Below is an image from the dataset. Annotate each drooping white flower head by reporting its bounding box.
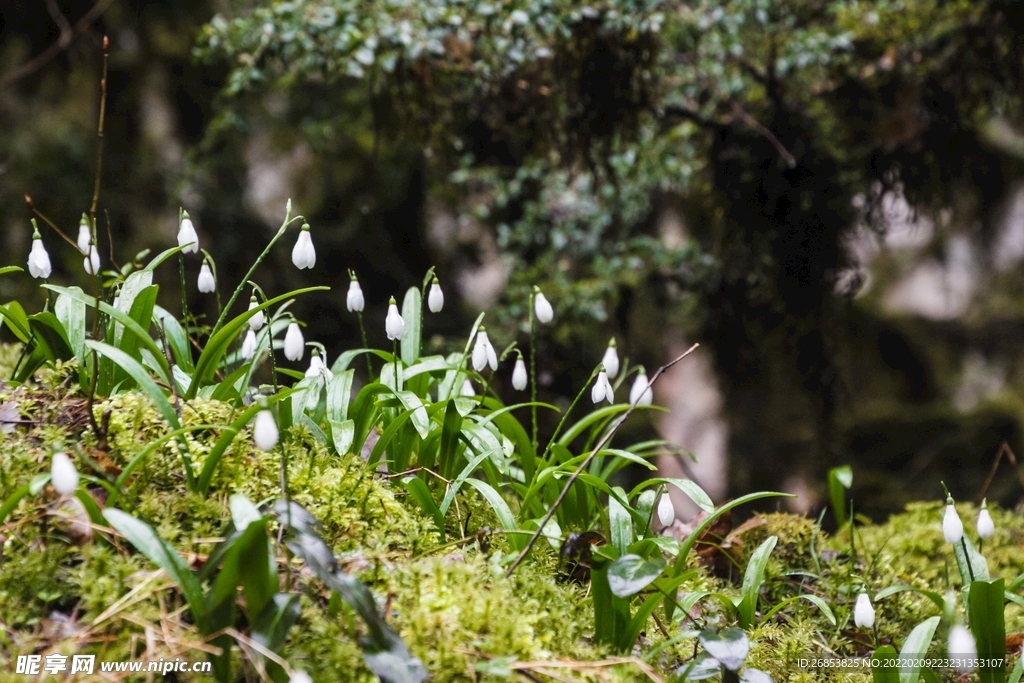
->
[51,452,79,496]
[977,499,994,539]
[241,329,257,360]
[512,357,528,391]
[178,210,199,254]
[197,262,216,293]
[386,296,404,341]
[28,222,51,279]
[289,671,313,683]
[83,243,100,276]
[284,322,305,362]
[590,368,614,404]
[630,370,653,407]
[602,338,620,379]
[77,214,92,255]
[472,327,498,372]
[291,222,316,270]
[533,287,553,324]
[304,352,333,382]
[461,378,475,397]
[347,275,365,312]
[854,592,875,628]
[428,278,444,313]
[657,492,675,527]
[248,295,265,330]
[253,409,279,451]
[948,625,977,673]
[943,497,964,544]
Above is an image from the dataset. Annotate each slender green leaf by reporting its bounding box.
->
[462,479,521,549]
[968,579,1006,683]
[401,286,422,366]
[608,486,634,555]
[872,645,901,683]
[739,536,778,628]
[402,476,445,540]
[898,616,941,683]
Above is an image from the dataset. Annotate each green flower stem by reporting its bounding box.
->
[959,535,976,584]
[210,202,302,341]
[358,311,372,378]
[529,290,537,452]
[393,339,400,392]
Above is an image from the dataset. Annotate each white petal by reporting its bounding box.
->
[306,354,324,378]
[178,218,199,254]
[657,493,674,527]
[512,359,528,390]
[347,281,365,312]
[284,323,305,361]
[602,374,614,404]
[197,264,216,293]
[241,329,257,360]
[943,504,964,544]
[948,625,976,672]
[854,593,875,628]
[472,342,487,372]
[290,672,313,683]
[77,225,92,255]
[51,452,79,495]
[386,303,405,340]
[591,372,607,403]
[630,374,652,406]
[602,345,619,379]
[486,342,498,371]
[29,240,51,279]
[292,230,316,269]
[253,410,279,451]
[977,509,994,539]
[84,245,100,275]
[248,301,265,330]
[534,292,553,323]
[461,378,475,396]
[428,283,444,312]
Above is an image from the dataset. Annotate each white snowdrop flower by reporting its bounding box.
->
[461,378,475,397]
[533,287,553,323]
[630,370,653,406]
[241,329,257,360]
[948,625,976,673]
[253,409,279,452]
[591,369,613,404]
[27,223,51,279]
[177,211,199,254]
[197,263,216,293]
[291,222,316,270]
[657,493,675,527]
[290,671,313,683]
[305,354,324,378]
[512,357,528,391]
[977,500,994,539]
[248,296,265,330]
[511,9,529,24]
[472,327,498,372]
[83,243,100,275]
[854,592,875,628]
[284,322,305,362]
[386,296,404,340]
[51,452,79,496]
[428,278,444,313]
[943,498,964,544]
[602,338,620,379]
[77,214,91,255]
[347,277,365,312]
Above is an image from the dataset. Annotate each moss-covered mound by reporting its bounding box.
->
[2,385,1023,682]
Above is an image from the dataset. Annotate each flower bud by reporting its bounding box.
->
[533,288,553,324]
[284,322,305,362]
[51,452,79,496]
[472,328,498,372]
[386,297,404,340]
[943,497,964,544]
[854,592,875,628]
[290,671,313,683]
[77,214,92,255]
[657,493,675,527]
[28,222,51,279]
[347,277,365,312]
[178,211,199,254]
[197,263,215,293]
[591,369,613,404]
[630,370,653,407]
[248,296,265,330]
[428,278,444,313]
[461,378,475,397]
[291,223,316,270]
[253,409,279,451]
[977,499,994,539]
[602,338,620,379]
[948,625,976,673]
[512,357,528,391]
[83,243,100,275]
